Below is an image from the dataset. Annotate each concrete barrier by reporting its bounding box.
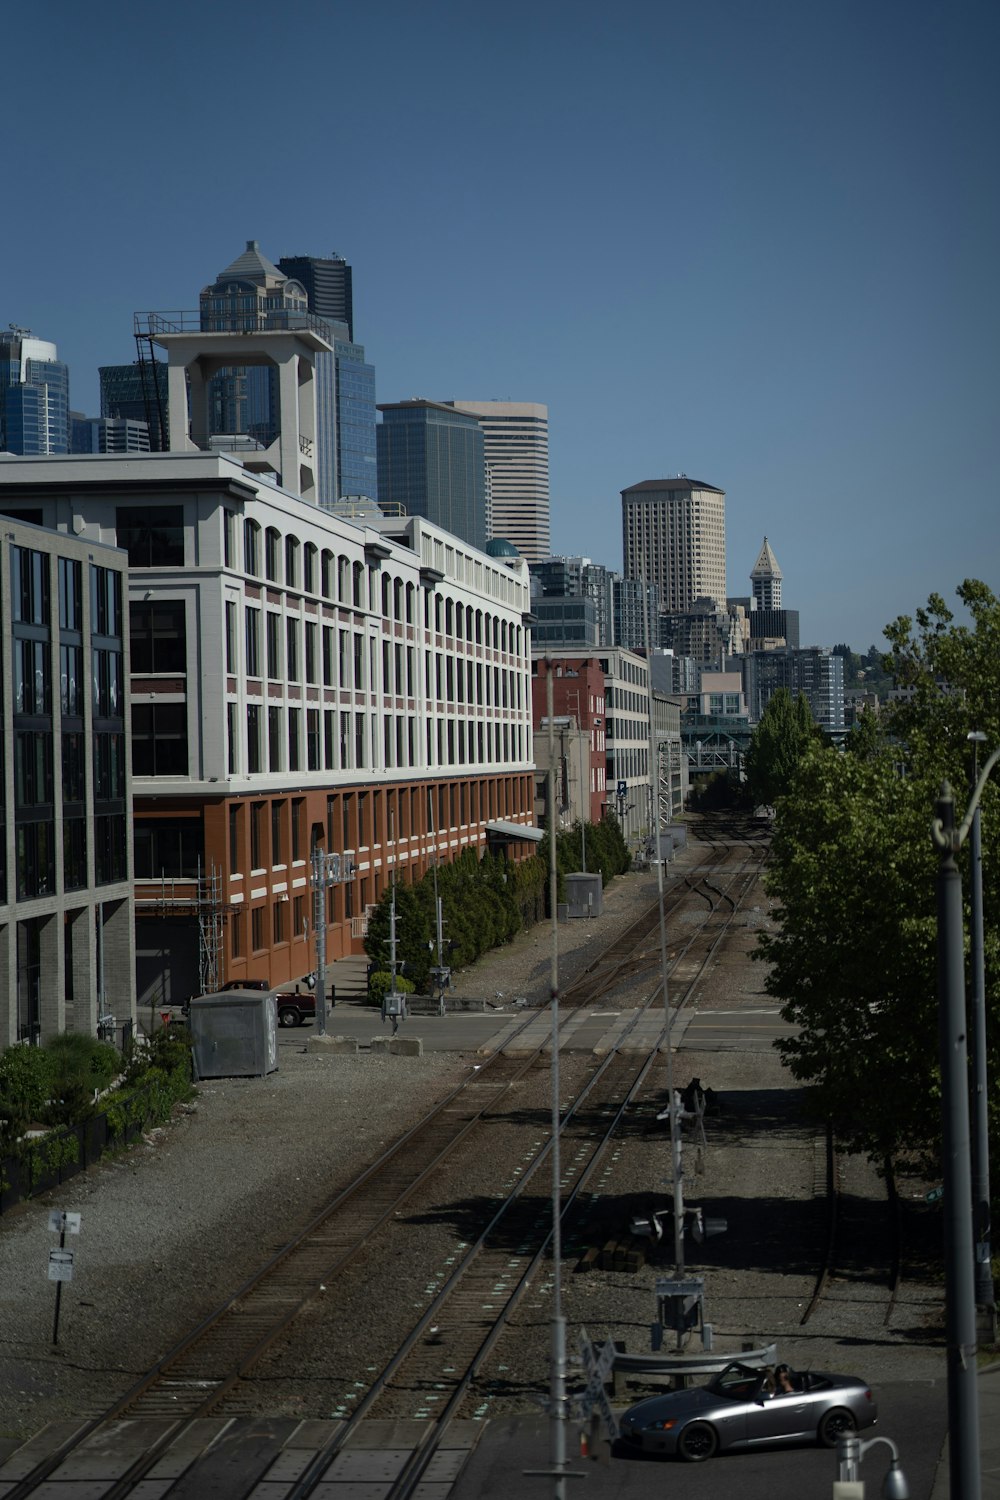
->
[306,1034,358,1056]
[370,1034,424,1056]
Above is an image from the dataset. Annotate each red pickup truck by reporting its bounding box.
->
[188,982,316,1028]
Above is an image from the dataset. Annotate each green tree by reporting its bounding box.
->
[364,879,433,990]
[758,580,1000,1180]
[745,688,814,807]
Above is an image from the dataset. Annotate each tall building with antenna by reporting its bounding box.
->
[621,476,726,612]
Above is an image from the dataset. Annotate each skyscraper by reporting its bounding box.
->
[100,360,169,450]
[445,401,549,562]
[621,477,726,613]
[278,251,377,502]
[750,536,782,609]
[0,328,70,454]
[377,400,487,549]
[278,253,353,340]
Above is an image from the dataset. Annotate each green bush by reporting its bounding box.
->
[43,1034,123,1126]
[366,971,415,1008]
[0,1046,54,1152]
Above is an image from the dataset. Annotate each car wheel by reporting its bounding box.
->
[677,1421,718,1462]
[818,1408,857,1448]
[278,1008,299,1028]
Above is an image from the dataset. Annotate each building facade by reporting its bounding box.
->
[621,477,726,614]
[278,253,354,340]
[530,656,607,828]
[0,514,135,1045]
[101,360,169,451]
[744,645,846,734]
[1,329,70,456]
[377,401,488,551]
[750,536,782,610]
[446,401,550,563]
[0,453,535,1009]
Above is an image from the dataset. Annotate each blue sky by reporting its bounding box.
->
[4,0,996,651]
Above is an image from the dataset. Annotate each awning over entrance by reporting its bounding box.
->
[485,820,545,843]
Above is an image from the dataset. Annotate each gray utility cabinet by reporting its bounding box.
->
[188,990,279,1080]
[565,872,603,919]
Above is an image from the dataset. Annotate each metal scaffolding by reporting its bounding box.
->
[197,864,225,997]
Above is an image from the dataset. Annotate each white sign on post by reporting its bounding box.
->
[48,1249,74,1282]
[48,1210,81,1235]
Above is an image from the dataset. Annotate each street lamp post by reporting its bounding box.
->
[931,753,1000,1500]
[967,731,995,1338]
[834,1433,910,1497]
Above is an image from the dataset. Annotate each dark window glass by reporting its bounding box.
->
[268,706,282,770]
[17,821,55,899]
[271,800,284,864]
[95,813,127,885]
[14,640,51,716]
[63,818,88,890]
[60,644,83,715]
[247,704,261,773]
[58,557,82,630]
[11,546,50,624]
[115,506,184,567]
[14,732,53,806]
[250,801,266,869]
[245,608,260,677]
[131,703,188,776]
[128,601,186,673]
[62,732,86,802]
[132,817,204,879]
[93,731,126,800]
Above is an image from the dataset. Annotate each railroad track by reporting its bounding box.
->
[4,817,767,1500]
[800,1123,901,1329]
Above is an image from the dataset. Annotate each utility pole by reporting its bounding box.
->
[546,660,568,1498]
[967,731,995,1339]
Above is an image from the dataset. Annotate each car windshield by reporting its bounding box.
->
[706,1363,764,1401]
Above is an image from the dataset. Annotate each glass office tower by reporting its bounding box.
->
[377,400,487,550]
[0,330,70,454]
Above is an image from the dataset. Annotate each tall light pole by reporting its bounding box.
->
[932,749,999,1500]
[967,731,995,1338]
[545,660,568,1498]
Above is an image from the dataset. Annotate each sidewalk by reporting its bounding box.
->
[930,1362,1000,1498]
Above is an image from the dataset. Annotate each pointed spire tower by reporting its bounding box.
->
[750,537,782,610]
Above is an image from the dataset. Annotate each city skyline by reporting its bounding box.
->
[2,0,996,652]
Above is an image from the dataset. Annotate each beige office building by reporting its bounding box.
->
[447,401,550,563]
[621,477,727,613]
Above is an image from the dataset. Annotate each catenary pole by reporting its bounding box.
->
[545,660,568,1500]
[967,732,995,1336]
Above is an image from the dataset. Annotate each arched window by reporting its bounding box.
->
[244,520,260,577]
[321,549,334,599]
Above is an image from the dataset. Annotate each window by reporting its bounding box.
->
[58,557,81,630]
[14,732,53,806]
[11,546,50,624]
[227,702,238,775]
[245,607,261,677]
[62,731,85,802]
[322,626,333,686]
[271,800,285,865]
[265,527,280,582]
[304,543,317,593]
[250,801,266,870]
[93,731,126,800]
[268,705,282,770]
[273,900,286,944]
[244,519,260,576]
[229,803,241,871]
[92,564,123,640]
[131,703,188,776]
[291,798,304,861]
[307,709,320,770]
[129,601,186,673]
[224,509,235,568]
[116,506,184,567]
[247,703,262,773]
[286,618,299,680]
[251,907,265,951]
[63,818,87,891]
[285,535,299,588]
[60,644,83,716]
[93,649,123,717]
[16,821,55,899]
[132,817,204,878]
[231,910,244,958]
[305,622,317,683]
[266,613,281,679]
[95,813,127,885]
[225,601,237,672]
[321,549,333,598]
[288,708,301,771]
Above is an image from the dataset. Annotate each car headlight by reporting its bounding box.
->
[645,1419,677,1431]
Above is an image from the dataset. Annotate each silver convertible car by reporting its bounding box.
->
[618,1360,877,1463]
